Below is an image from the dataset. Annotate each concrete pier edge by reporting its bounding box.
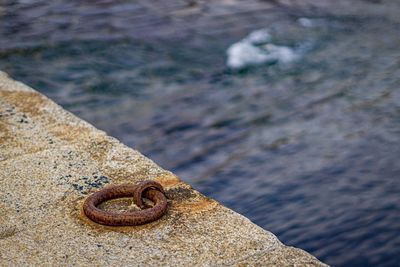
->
[0,71,327,266]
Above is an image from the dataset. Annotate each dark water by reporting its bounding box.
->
[1,1,400,266]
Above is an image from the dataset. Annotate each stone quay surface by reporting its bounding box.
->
[0,71,327,266]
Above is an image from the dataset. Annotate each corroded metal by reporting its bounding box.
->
[83,180,168,226]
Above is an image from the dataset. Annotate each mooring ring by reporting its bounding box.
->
[83,181,168,226]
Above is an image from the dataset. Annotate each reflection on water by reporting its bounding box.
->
[1,1,400,266]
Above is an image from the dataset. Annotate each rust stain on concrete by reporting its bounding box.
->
[0,91,48,117]
[48,123,94,143]
[154,173,181,187]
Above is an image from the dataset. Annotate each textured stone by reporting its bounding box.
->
[0,71,327,266]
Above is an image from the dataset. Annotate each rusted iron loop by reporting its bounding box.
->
[83,180,168,226]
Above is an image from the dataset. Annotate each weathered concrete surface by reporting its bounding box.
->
[0,71,326,266]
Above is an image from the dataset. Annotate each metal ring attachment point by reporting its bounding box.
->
[83,180,168,226]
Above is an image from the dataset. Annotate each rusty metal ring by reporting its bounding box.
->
[83,181,168,226]
[133,180,166,209]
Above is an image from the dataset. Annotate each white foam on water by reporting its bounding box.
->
[263,44,299,64]
[298,17,315,28]
[226,28,300,70]
[244,28,271,45]
[298,17,328,28]
[226,41,272,69]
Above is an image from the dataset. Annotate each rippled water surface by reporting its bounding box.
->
[1,1,400,266]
